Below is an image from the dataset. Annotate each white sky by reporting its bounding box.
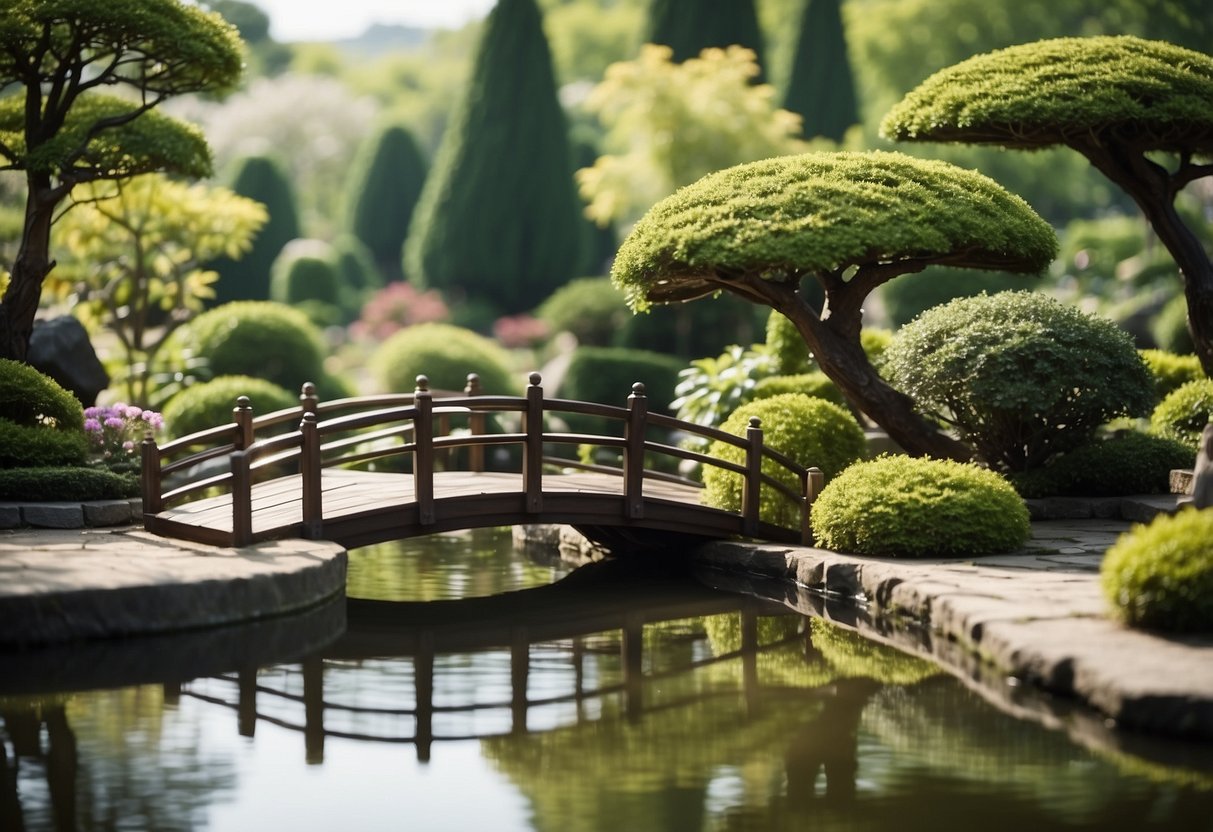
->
[249,0,497,42]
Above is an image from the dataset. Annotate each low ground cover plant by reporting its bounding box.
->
[1101,508,1213,633]
[810,455,1030,557]
[702,394,866,529]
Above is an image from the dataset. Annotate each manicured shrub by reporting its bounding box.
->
[161,301,328,395]
[161,375,298,440]
[751,372,847,409]
[703,394,866,529]
[884,291,1154,472]
[810,455,1030,557]
[880,266,1033,328]
[1140,349,1205,400]
[0,466,137,501]
[560,347,685,412]
[1010,431,1195,498]
[371,322,519,395]
[269,239,341,307]
[0,357,83,430]
[1149,379,1213,451]
[614,295,767,359]
[0,420,87,468]
[1101,508,1213,633]
[765,311,812,375]
[537,276,629,348]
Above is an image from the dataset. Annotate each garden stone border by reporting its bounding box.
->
[0,498,143,530]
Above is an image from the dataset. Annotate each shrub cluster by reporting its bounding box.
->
[810,455,1030,557]
[1139,349,1205,400]
[0,358,86,468]
[884,291,1154,472]
[1150,378,1213,451]
[537,276,629,348]
[1009,431,1195,498]
[162,376,299,440]
[560,347,684,412]
[0,466,138,501]
[1101,508,1213,633]
[764,311,812,375]
[371,322,519,395]
[751,372,847,409]
[702,394,866,529]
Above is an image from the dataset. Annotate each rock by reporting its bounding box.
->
[1193,422,1213,509]
[28,316,109,406]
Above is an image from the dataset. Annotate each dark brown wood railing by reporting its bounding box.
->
[141,372,825,547]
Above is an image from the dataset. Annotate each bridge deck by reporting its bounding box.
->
[145,468,791,550]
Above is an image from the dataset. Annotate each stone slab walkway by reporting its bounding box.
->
[693,513,1213,743]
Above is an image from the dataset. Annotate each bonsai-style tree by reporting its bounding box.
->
[881,35,1213,374]
[0,0,243,361]
[612,150,1057,461]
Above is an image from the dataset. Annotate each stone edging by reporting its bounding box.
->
[0,497,143,530]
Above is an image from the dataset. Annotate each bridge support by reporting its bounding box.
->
[523,373,544,513]
[624,383,647,519]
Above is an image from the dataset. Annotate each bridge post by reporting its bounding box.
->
[624,382,647,519]
[233,395,254,450]
[465,373,485,473]
[803,467,824,545]
[299,382,318,416]
[231,450,253,547]
[301,412,323,539]
[414,376,436,525]
[523,372,543,513]
[140,429,162,515]
[742,417,763,536]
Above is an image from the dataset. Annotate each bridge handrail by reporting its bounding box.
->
[142,371,824,546]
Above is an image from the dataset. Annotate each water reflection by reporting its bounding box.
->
[2,530,1211,831]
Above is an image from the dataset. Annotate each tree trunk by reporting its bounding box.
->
[782,301,973,461]
[0,178,58,362]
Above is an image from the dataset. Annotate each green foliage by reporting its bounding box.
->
[269,240,341,307]
[703,394,866,529]
[161,301,328,396]
[0,466,137,501]
[1010,432,1195,499]
[752,372,846,409]
[644,0,766,77]
[611,151,1057,312]
[1152,293,1196,354]
[614,294,767,359]
[331,233,384,315]
[577,44,805,230]
[1102,508,1213,633]
[560,347,685,411]
[884,292,1155,472]
[1150,379,1213,451]
[0,357,83,430]
[765,311,811,375]
[811,455,1030,557]
[671,345,777,429]
[343,123,427,280]
[537,276,630,347]
[371,323,519,395]
[860,327,893,371]
[783,0,857,141]
[1140,349,1206,400]
[880,36,1213,152]
[403,0,583,315]
[0,420,87,468]
[880,267,1036,328]
[210,154,302,305]
[161,375,297,440]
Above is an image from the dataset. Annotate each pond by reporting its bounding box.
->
[2,529,1211,831]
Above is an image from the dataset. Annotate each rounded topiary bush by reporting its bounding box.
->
[371,322,518,395]
[162,376,298,440]
[0,466,137,501]
[0,357,83,431]
[765,311,812,375]
[703,394,866,529]
[751,372,847,409]
[0,419,87,468]
[560,347,684,411]
[537,276,629,348]
[1010,431,1195,499]
[1139,349,1205,400]
[1101,508,1213,633]
[811,455,1030,557]
[1150,378,1213,451]
[269,240,341,307]
[163,301,328,395]
[884,291,1154,472]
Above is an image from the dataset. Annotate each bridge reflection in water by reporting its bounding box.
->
[176,560,807,764]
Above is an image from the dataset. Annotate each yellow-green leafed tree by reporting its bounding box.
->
[577,44,807,232]
[50,175,266,405]
[0,0,243,362]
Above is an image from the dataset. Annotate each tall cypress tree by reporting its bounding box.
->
[210,154,301,305]
[343,124,427,283]
[644,0,766,80]
[783,0,859,141]
[402,0,583,315]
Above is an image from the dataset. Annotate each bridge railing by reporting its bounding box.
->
[141,371,823,546]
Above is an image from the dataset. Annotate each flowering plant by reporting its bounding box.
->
[83,404,164,464]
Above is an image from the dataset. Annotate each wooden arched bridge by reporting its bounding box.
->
[140,373,823,551]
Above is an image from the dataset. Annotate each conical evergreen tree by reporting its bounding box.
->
[644,0,766,80]
[783,0,858,141]
[343,124,427,282]
[210,154,301,305]
[402,0,583,315]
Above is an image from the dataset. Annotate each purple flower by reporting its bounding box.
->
[84,418,102,433]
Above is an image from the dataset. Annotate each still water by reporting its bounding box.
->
[2,529,1211,831]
